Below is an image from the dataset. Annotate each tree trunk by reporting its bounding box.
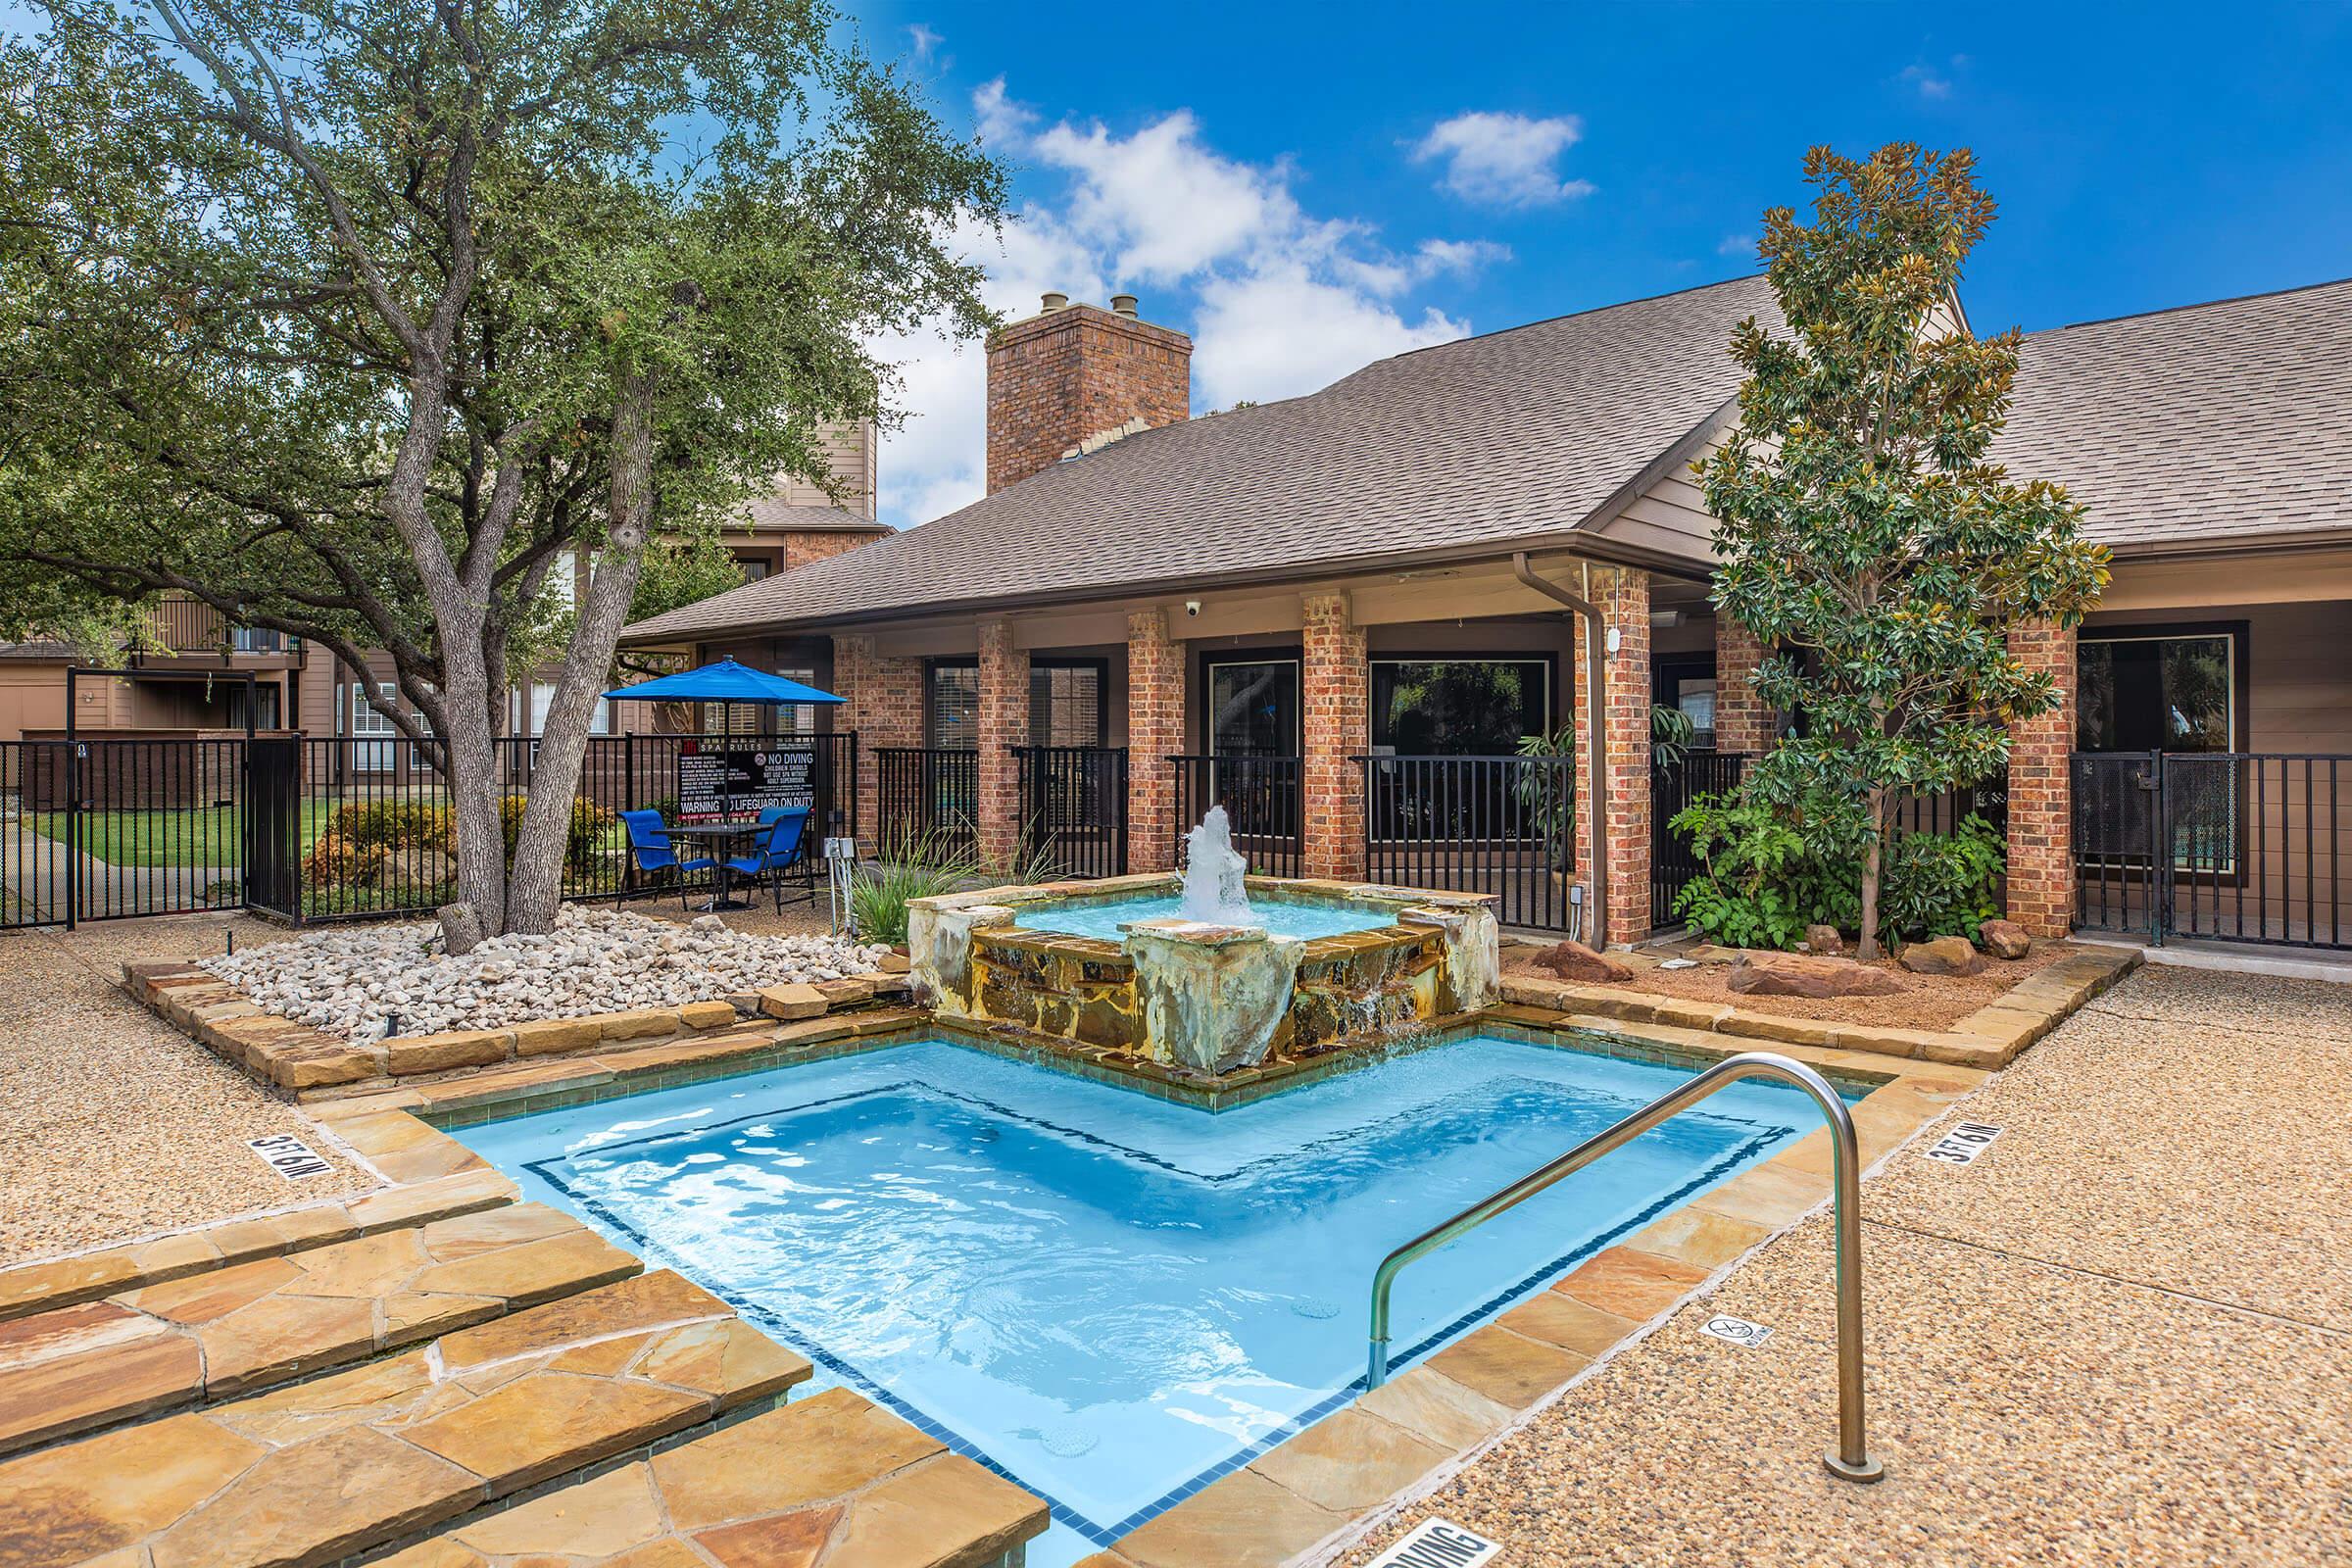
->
[503,361,660,934]
[1857,784,1886,961]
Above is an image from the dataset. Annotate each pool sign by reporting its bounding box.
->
[1920,1120,2006,1167]
[247,1133,330,1181]
[1701,1313,1774,1348]
[1368,1519,1500,1568]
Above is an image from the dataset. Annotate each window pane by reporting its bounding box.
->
[1208,662,1298,756]
[2077,635,2231,753]
[1370,661,1547,754]
[1028,664,1102,748]
[929,664,978,750]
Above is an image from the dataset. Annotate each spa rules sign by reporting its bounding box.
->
[676,744,815,822]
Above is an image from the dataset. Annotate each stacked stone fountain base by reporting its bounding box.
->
[909,873,1498,1081]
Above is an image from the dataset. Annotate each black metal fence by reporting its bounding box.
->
[0,731,855,929]
[1016,746,1127,879]
[874,747,979,863]
[1359,754,1580,932]
[1171,754,1302,878]
[1652,749,1750,925]
[2076,751,2350,950]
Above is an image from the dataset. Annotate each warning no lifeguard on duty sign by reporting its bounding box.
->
[1367,1518,1501,1568]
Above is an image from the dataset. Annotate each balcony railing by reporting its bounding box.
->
[139,599,294,656]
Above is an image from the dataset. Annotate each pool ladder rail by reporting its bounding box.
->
[1363,1051,1886,1484]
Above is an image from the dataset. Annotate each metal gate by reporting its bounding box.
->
[2074,751,2350,951]
[1652,749,1749,925]
[1015,746,1127,879]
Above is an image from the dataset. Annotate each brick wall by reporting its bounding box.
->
[831,633,921,849]
[1713,615,1772,755]
[1301,592,1367,880]
[1572,569,1653,946]
[1126,608,1185,873]
[976,618,1029,867]
[780,529,885,571]
[2005,620,2077,937]
[986,303,1193,495]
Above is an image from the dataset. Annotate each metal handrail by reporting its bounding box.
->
[1364,1051,1886,1483]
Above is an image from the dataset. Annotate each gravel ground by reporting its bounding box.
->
[1339,963,2352,1567]
[1521,939,2072,1029]
[0,912,378,1266]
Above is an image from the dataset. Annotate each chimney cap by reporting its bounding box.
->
[1039,290,1069,313]
[1109,293,1139,318]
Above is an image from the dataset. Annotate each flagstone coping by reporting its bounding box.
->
[1098,1016,1991,1568]
[122,960,913,1099]
[1498,945,2138,1069]
[0,1269,809,1568]
[372,1386,1048,1568]
[0,1203,643,1456]
[0,1167,516,1325]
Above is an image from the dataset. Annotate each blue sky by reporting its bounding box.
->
[852,0,2352,527]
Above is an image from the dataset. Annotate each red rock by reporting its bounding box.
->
[1978,919,2032,959]
[1528,941,1634,983]
[1898,935,1986,976]
[1725,954,1903,999]
[1804,924,1844,956]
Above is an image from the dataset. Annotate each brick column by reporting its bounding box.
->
[1713,614,1772,756]
[1572,569,1653,946]
[2005,620,2077,937]
[1126,608,1185,872]
[1300,592,1367,881]
[831,634,922,852]
[977,617,1028,869]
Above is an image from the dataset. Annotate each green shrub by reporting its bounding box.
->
[1670,793,2002,951]
[498,794,616,874]
[323,799,452,854]
[850,825,978,946]
[1880,814,2006,944]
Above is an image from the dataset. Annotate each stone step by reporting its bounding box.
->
[374,1385,1049,1568]
[0,1268,809,1568]
[0,1201,636,1457]
[0,1167,515,1323]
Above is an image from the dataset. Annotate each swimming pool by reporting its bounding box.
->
[1010,892,1398,943]
[458,1034,1833,1566]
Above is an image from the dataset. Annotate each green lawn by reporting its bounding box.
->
[31,801,339,868]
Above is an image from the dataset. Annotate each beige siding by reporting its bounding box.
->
[768,419,877,518]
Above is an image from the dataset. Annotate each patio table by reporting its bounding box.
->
[664,820,769,911]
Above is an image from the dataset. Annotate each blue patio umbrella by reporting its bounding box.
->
[604,658,844,819]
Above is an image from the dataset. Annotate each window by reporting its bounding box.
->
[928,659,1105,749]
[1370,659,1551,755]
[2077,628,2241,754]
[1205,658,1299,757]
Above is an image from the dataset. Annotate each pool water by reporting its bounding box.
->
[459,1036,1831,1566]
[1012,892,1396,942]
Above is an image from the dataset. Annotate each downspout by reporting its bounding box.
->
[1513,552,1610,946]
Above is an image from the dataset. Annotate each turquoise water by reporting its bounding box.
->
[458,1036,1831,1566]
[1013,892,1395,942]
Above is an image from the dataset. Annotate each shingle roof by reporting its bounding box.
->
[1994,276,2352,550]
[623,274,1780,642]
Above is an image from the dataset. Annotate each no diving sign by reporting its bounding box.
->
[1368,1519,1500,1568]
[248,1133,331,1181]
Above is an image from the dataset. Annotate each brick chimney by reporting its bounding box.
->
[986,292,1193,494]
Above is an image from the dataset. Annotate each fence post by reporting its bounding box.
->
[2148,752,2167,946]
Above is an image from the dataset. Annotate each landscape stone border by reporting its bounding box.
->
[122,958,913,1100]
[1497,944,2138,1070]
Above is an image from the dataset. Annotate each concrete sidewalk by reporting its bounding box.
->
[1338,963,2352,1567]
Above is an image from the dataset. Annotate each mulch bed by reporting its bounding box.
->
[1502,939,2076,1031]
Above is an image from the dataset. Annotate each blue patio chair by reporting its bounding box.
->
[725,806,813,914]
[620,809,713,909]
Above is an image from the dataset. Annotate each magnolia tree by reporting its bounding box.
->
[0,0,1002,943]
[1697,144,2109,957]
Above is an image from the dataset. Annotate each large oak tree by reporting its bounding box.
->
[0,0,1002,940]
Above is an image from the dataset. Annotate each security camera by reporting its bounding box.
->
[1183,600,1201,617]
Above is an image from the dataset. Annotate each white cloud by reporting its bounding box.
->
[1902,62,1954,99]
[1412,112,1595,209]
[1717,231,1756,259]
[905,23,942,64]
[870,82,1509,527]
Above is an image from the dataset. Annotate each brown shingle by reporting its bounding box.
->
[1995,276,2352,550]
[624,275,1780,641]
